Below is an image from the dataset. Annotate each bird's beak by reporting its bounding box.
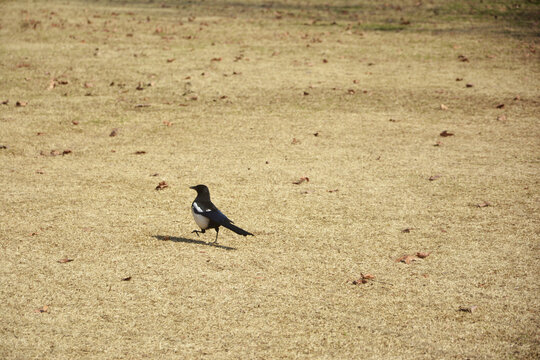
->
[189,186,195,190]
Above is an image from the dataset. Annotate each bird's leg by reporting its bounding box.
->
[192,229,205,237]
[213,227,219,244]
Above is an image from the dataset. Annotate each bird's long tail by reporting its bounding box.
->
[222,222,254,236]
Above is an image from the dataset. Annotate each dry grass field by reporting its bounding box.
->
[1,0,539,358]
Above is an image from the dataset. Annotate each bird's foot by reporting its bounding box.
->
[191,230,202,237]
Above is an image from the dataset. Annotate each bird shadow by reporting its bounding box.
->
[153,235,237,251]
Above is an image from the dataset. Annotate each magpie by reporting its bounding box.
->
[190,184,253,243]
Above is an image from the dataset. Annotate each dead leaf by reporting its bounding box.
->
[0,145,7,149]
[428,174,442,181]
[291,138,300,145]
[72,120,79,125]
[136,82,145,90]
[155,181,168,190]
[457,55,469,62]
[458,305,477,313]
[497,114,507,121]
[455,78,463,81]
[35,305,49,313]
[476,201,490,208]
[167,58,175,63]
[327,189,339,193]
[352,273,376,285]
[513,95,520,101]
[62,149,72,155]
[440,104,448,110]
[84,82,93,88]
[395,255,416,264]
[401,228,414,233]
[466,83,474,88]
[121,276,132,281]
[58,258,73,263]
[416,252,431,259]
[322,58,328,63]
[211,57,222,61]
[163,121,173,126]
[134,151,146,155]
[50,150,60,156]
[1,100,8,105]
[134,104,151,108]
[440,130,454,137]
[496,104,505,109]
[109,129,119,137]
[433,141,443,146]
[16,101,28,107]
[303,91,309,96]
[313,132,319,137]
[293,177,309,185]
[347,89,356,94]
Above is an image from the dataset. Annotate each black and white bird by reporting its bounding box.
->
[190,184,254,243]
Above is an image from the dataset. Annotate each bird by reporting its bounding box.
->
[189,184,254,243]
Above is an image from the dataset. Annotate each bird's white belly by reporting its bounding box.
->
[192,207,210,229]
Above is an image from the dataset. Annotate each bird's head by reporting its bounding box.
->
[189,184,210,198]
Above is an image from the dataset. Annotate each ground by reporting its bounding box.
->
[0,0,539,358]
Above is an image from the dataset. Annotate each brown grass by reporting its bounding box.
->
[1,0,539,358]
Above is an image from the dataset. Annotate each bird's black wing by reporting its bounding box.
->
[204,209,253,237]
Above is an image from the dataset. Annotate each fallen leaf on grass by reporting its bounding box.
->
[62,149,72,155]
[84,82,93,88]
[455,78,463,81]
[497,114,507,121]
[401,228,414,233]
[352,273,375,285]
[433,141,443,146]
[466,83,474,88]
[457,55,469,62]
[347,89,356,94]
[428,175,442,181]
[395,255,416,264]
[496,104,505,109]
[16,101,28,107]
[121,276,132,281]
[458,305,477,313]
[109,128,119,137]
[166,58,175,63]
[155,181,168,190]
[0,145,7,149]
[476,201,490,208]
[35,305,49,313]
[163,121,173,126]
[440,104,448,110]
[134,104,151,108]
[327,189,339,193]
[211,57,222,61]
[293,177,309,185]
[134,151,146,155]
[291,138,300,145]
[1,100,8,105]
[416,252,431,259]
[58,258,73,263]
[72,120,79,125]
[440,130,454,137]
